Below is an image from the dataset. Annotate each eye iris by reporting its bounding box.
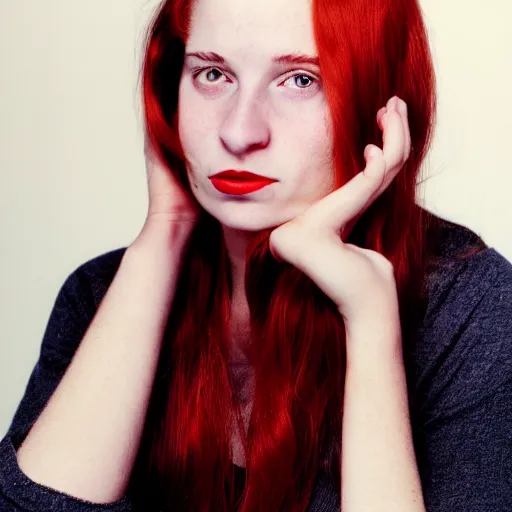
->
[296,75,312,87]
[206,69,221,82]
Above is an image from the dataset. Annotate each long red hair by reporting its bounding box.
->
[129,0,440,510]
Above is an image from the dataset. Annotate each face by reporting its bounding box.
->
[177,0,335,232]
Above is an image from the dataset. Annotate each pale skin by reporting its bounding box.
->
[149,93,426,510]
[165,0,426,506]
[270,95,426,511]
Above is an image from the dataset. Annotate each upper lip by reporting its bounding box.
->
[209,170,278,181]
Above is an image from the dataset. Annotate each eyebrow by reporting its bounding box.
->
[184,51,320,67]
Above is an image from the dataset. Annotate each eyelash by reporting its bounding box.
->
[191,66,320,90]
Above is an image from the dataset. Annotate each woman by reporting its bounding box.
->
[1,0,511,510]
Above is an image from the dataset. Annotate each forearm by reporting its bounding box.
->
[341,322,425,512]
[16,224,189,504]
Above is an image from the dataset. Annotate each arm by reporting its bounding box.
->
[265,96,421,509]
[340,250,512,512]
[0,250,131,511]
[341,319,426,512]
[12,223,189,505]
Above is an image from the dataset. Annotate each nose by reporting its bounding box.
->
[218,94,271,159]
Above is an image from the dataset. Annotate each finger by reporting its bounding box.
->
[351,97,410,217]
[293,98,406,233]
[343,98,411,231]
[300,147,386,233]
[380,97,407,173]
[309,100,403,231]
[395,98,412,161]
[342,145,384,238]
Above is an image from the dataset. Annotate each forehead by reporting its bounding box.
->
[186,0,317,58]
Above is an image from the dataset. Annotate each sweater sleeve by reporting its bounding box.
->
[0,261,134,511]
[414,249,512,511]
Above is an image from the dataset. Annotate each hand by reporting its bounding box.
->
[268,96,411,331]
[131,137,200,251]
[143,138,199,228]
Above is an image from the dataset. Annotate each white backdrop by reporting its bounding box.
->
[1,0,511,435]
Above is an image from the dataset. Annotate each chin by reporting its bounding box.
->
[200,203,284,233]
[218,215,280,233]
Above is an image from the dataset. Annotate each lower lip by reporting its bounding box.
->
[209,178,276,195]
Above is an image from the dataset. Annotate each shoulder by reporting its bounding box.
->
[412,214,512,420]
[422,213,509,326]
[3,246,130,448]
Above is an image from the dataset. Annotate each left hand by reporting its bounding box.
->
[269,96,411,332]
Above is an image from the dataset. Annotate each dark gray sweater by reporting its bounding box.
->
[1,215,511,511]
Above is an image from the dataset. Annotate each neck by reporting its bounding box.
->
[222,224,256,360]
[222,224,256,301]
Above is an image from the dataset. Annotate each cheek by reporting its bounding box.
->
[288,102,333,155]
[298,115,334,171]
[178,109,200,156]
[177,87,213,156]
[289,115,335,199]
[177,95,216,200]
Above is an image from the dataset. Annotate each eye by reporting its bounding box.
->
[282,73,318,89]
[193,67,227,85]
[191,67,319,91]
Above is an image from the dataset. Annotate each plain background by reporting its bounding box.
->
[0,0,511,436]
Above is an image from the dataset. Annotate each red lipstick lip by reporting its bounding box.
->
[209,170,277,182]
[210,179,275,195]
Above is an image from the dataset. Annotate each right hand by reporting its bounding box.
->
[136,138,200,246]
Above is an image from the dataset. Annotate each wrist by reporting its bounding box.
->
[131,219,194,254]
[132,219,194,250]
